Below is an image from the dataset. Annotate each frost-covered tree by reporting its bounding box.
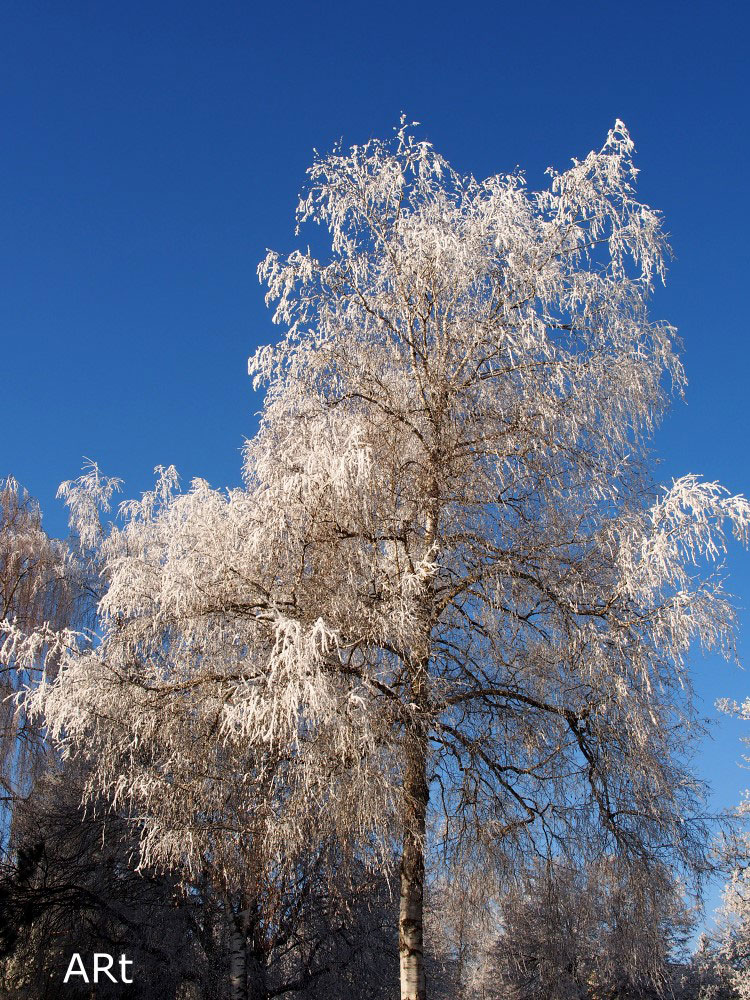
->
[246,119,750,999]
[6,121,750,1000]
[0,756,396,1000]
[482,857,694,999]
[696,790,750,1000]
[0,477,78,855]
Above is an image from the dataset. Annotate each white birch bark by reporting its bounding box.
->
[230,909,249,1000]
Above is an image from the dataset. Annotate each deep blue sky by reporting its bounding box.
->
[2,1,749,921]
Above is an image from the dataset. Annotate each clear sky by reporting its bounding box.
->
[2,0,749,924]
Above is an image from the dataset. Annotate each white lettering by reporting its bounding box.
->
[93,954,118,984]
[119,954,134,984]
[63,954,89,984]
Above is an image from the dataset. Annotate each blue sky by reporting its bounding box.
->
[2,1,749,921]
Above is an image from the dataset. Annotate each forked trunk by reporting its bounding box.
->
[399,729,429,1000]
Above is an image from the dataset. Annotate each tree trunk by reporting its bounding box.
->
[230,908,249,1000]
[399,728,429,1000]
[230,903,269,1000]
[398,490,437,1000]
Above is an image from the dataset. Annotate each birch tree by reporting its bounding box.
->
[0,478,77,854]
[6,121,750,1000]
[484,857,693,999]
[710,866,750,1000]
[697,711,750,1000]
[245,119,750,998]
